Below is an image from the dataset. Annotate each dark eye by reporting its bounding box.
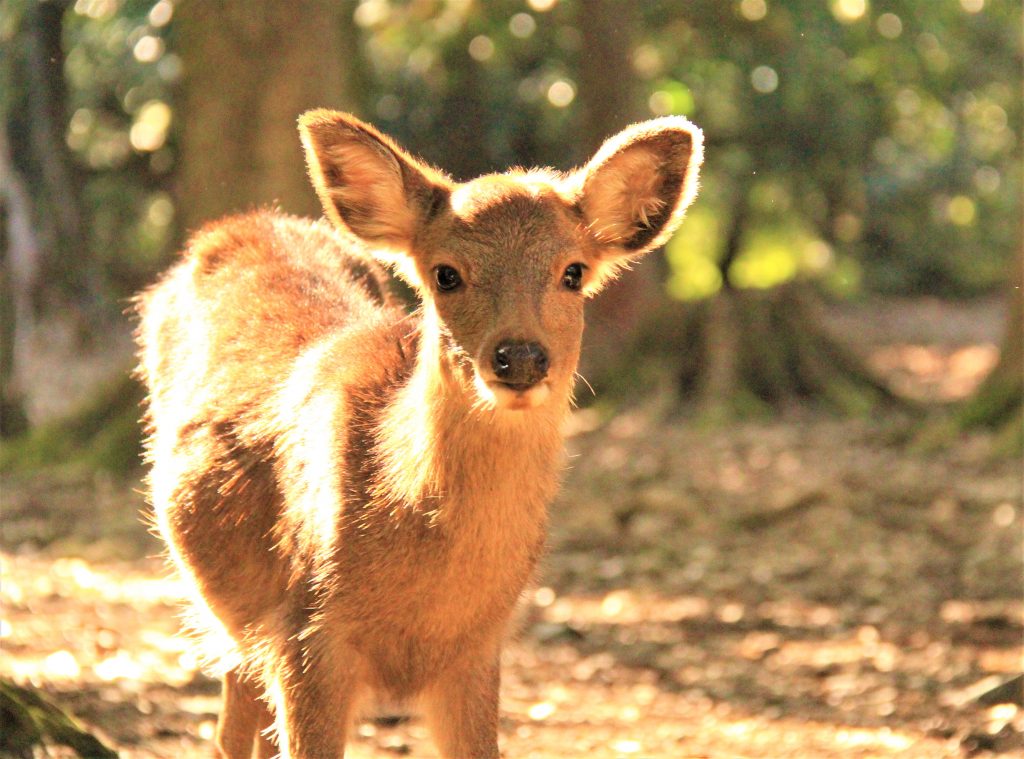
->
[434,265,462,292]
[562,262,585,291]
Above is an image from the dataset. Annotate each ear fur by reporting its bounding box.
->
[299,110,451,281]
[569,116,703,290]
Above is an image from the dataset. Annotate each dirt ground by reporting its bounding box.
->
[2,298,1021,758]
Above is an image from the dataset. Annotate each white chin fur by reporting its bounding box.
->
[474,374,551,410]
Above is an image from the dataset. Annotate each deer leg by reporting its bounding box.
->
[217,669,269,759]
[271,636,364,759]
[254,698,278,759]
[423,651,501,759]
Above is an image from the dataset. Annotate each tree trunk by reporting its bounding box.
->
[15,0,99,310]
[957,246,1023,451]
[6,0,357,471]
[675,284,901,417]
[0,124,38,437]
[617,199,903,417]
[434,60,493,181]
[574,0,664,387]
[173,0,352,234]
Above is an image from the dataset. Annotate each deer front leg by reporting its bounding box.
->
[271,636,365,759]
[217,669,274,759]
[423,650,501,759]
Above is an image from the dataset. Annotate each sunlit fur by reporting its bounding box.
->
[136,112,702,759]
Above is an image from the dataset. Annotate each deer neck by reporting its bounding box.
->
[373,308,569,520]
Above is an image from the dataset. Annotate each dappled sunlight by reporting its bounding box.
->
[3,0,1020,756]
[665,199,851,300]
[665,205,724,300]
[1,554,199,691]
[869,342,999,401]
[3,522,1021,757]
[729,224,822,291]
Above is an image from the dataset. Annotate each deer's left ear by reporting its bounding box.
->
[568,116,703,291]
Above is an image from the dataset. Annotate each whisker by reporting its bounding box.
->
[574,371,596,398]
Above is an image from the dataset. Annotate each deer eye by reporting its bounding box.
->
[562,263,585,291]
[434,265,462,292]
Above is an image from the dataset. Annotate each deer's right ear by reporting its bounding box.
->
[299,110,451,273]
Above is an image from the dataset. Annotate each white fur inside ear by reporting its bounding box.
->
[580,147,665,244]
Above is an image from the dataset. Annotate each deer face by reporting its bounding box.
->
[408,176,587,410]
[300,111,703,411]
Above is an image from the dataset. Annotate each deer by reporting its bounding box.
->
[135,110,702,758]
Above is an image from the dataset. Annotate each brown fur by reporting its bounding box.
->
[136,111,702,758]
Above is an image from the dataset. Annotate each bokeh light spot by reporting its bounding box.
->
[354,0,390,28]
[751,65,778,94]
[133,35,164,63]
[832,0,867,24]
[148,0,173,27]
[947,195,976,226]
[510,13,537,39]
[547,79,575,108]
[468,35,495,62]
[876,13,902,39]
[130,100,172,152]
[739,0,768,22]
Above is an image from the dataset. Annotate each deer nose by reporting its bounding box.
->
[492,340,549,388]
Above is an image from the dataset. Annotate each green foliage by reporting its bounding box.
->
[665,206,724,301]
[730,224,815,291]
[60,0,178,294]
[0,374,143,476]
[648,0,1021,298]
[352,0,589,174]
[8,0,1020,308]
[1,0,178,309]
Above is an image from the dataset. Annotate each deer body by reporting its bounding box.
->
[137,112,701,758]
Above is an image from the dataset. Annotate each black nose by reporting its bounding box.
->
[492,340,549,388]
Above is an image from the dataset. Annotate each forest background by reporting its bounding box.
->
[1,1,1021,757]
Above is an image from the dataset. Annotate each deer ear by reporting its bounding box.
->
[570,116,703,290]
[299,109,451,256]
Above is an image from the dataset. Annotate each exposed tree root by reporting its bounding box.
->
[603,283,906,419]
[919,249,1022,455]
[1,679,118,758]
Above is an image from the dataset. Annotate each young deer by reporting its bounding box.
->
[136,111,702,758]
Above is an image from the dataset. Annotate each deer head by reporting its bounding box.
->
[300,111,703,411]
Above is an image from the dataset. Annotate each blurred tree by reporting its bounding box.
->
[6,0,99,309]
[573,0,665,384]
[956,246,1023,452]
[56,0,180,299]
[0,123,35,437]
[173,0,354,232]
[3,0,1020,460]
[350,0,555,175]
[2,0,89,437]
[611,1,897,412]
[624,0,1019,413]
